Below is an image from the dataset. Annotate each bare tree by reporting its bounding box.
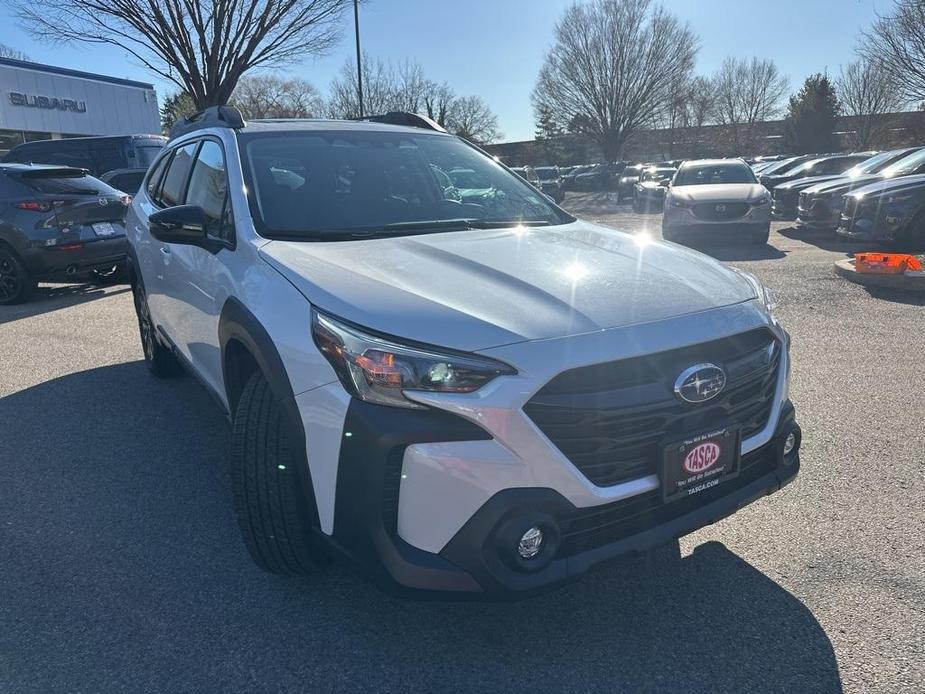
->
[0,43,30,61]
[711,56,789,154]
[232,74,323,119]
[836,59,905,149]
[532,0,697,160]
[448,95,501,145]
[422,81,456,128]
[861,0,925,103]
[327,54,403,118]
[10,0,351,109]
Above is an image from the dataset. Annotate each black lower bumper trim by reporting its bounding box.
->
[322,398,800,599]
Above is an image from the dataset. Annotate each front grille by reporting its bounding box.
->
[556,443,779,557]
[692,202,749,220]
[524,329,780,487]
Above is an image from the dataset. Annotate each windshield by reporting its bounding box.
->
[881,147,925,177]
[762,157,803,175]
[642,168,675,182]
[842,150,903,177]
[674,163,757,186]
[241,131,571,238]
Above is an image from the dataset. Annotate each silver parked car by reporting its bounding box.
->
[662,159,772,245]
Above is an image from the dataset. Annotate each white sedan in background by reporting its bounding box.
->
[662,159,772,245]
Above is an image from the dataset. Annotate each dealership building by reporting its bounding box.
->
[0,56,160,155]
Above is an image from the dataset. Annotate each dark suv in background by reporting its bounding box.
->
[0,164,130,304]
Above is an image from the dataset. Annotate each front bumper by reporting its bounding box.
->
[795,198,840,229]
[302,305,798,599]
[322,400,800,599]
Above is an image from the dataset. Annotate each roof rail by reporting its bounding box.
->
[355,111,446,133]
[169,105,246,139]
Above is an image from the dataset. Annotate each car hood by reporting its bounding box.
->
[848,173,925,199]
[804,174,882,195]
[775,175,843,192]
[669,183,765,203]
[259,221,756,351]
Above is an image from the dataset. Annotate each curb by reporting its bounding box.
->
[833,258,925,293]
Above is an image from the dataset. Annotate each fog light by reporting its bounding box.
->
[783,431,797,456]
[517,527,544,559]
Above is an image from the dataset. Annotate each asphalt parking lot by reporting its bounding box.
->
[1,191,923,693]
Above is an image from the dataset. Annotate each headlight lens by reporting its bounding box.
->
[749,192,772,206]
[311,310,516,409]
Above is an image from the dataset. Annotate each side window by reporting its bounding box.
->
[186,140,233,242]
[160,142,198,207]
[146,153,171,201]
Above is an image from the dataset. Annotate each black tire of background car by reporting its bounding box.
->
[231,371,320,575]
[896,210,925,252]
[132,283,184,377]
[0,246,37,306]
[752,228,771,245]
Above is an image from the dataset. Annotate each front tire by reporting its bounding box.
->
[0,247,37,305]
[231,372,320,575]
[132,282,183,377]
[751,226,771,245]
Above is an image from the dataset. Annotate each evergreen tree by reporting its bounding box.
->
[534,106,563,140]
[783,74,842,153]
[160,92,197,134]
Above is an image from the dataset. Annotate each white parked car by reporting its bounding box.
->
[125,108,801,598]
[663,159,772,245]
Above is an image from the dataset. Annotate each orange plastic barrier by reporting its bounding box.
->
[854,253,924,274]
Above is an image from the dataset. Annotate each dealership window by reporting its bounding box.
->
[185,140,234,243]
[0,130,24,151]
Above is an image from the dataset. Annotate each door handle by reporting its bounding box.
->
[160,245,171,255]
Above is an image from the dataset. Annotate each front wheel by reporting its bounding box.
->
[0,247,37,305]
[132,282,183,377]
[231,372,321,575]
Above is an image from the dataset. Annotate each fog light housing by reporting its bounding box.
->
[781,425,801,465]
[517,527,544,559]
[783,431,797,456]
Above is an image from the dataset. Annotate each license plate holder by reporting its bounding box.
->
[92,222,116,237]
[662,426,741,503]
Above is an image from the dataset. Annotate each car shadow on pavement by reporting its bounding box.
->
[677,240,787,262]
[0,282,129,326]
[776,226,866,255]
[0,361,842,693]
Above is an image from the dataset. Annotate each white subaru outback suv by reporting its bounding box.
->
[126,107,801,598]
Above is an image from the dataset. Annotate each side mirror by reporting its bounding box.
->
[149,205,209,245]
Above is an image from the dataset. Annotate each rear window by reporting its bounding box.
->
[19,171,117,195]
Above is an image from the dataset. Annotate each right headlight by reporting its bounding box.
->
[311,310,516,409]
[732,269,779,323]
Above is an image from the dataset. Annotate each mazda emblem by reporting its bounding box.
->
[715,204,726,213]
[674,363,727,403]
[98,198,109,206]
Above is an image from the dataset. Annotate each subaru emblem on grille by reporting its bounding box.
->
[674,363,727,403]
[715,204,726,213]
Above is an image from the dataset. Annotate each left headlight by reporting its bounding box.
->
[311,310,517,409]
[749,191,772,206]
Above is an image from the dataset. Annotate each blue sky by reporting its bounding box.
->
[0,0,889,141]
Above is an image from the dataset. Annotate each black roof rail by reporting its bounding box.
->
[355,111,446,133]
[169,105,246,139]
